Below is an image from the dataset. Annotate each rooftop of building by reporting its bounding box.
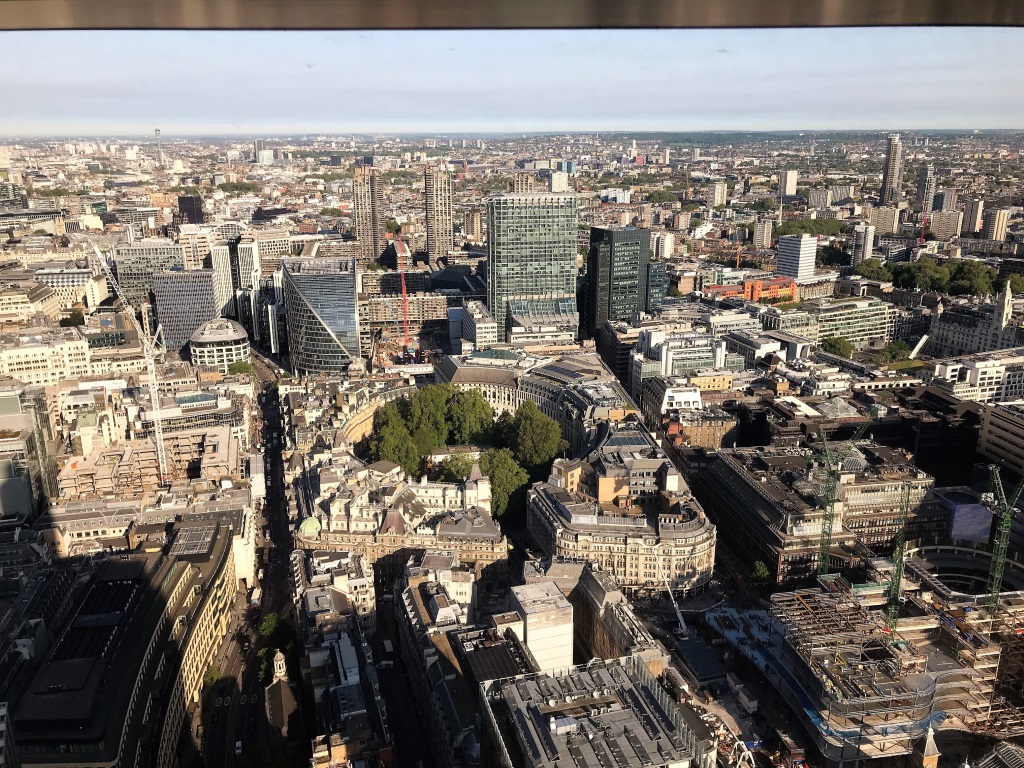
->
[482,656,695,768]
[14,524,232,761]
[188,318,248,345]
[511,581,572,616]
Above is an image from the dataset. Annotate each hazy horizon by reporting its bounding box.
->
[3,27,1024,135]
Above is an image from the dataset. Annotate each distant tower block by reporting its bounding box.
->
[155,127,164,168]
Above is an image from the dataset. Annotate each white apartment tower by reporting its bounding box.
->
[851,223,875,266]
[779,170,799,197]
[753,220,773,250]
[776,233,817,281]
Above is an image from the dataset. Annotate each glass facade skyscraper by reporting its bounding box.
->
[282,258,360,373]
[152,268,220,351]
[486,193,578,336]
[583,226,650,338]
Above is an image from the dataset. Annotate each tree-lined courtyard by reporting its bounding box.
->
[368,385,566,517]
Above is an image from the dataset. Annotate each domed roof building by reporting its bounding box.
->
[188,318,250,374]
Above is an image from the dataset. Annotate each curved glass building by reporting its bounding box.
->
[282,257,361,374]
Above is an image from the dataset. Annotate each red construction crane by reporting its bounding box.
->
[396,229,411,354]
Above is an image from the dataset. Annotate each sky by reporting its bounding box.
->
[3,27,1024,136]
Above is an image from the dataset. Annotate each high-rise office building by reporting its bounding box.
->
[776,234,817,281]
[753,220,774,250]
[152,268,221,351]
[252,139,265,161]
[486,194,578,334]
[353,165,385,265]
[424,163,453,262]
[916,164,935,214]
[963,198,985,234]
[880,134,904,205]
[210,244,236,316]
[112,238,187,307]
[851,223,875,266]
[236,229,290,283]
[583,226,651,338]
[708,181,727,207]
[174,224,215,270]
[177,195,205,225]
[983,208,1010,241]
[779,170,799,197]
[282,258,361,373]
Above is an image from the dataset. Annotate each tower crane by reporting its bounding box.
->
[885,481,913,633]
[92,244,169,484]
[985,465,1024,613]
[817,411,876,577]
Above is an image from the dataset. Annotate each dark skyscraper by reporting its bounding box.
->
[177,194,205,225]
[583,226,650,338]
[645,260,666,315]
[880,134,904,205]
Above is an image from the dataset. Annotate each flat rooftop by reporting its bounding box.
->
[483,656,695,768]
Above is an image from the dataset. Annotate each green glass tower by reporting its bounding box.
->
[486,193,579,337]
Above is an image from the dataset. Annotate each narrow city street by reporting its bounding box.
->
[200,371,296,766]
[373,603,436,768]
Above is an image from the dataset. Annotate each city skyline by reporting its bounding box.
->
[4,27,1024,135]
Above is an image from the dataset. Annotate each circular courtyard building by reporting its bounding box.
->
[188,318,250,374]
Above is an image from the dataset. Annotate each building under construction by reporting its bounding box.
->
[708,545,1024,767]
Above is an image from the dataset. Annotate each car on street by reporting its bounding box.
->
[235,740,243,756]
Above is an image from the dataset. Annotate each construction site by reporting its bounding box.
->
[364,233,444,375]
[698,404,1024,767]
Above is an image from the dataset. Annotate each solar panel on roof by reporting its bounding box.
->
[515,709,542,761]
[624,728,651,764]
[623,688,659,739]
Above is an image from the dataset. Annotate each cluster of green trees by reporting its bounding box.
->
[255,612,296,684]
[820,336,854,359]
[369,385,565,517]
[875,341,911,363]
[855,256,1024,295]
[217,181,261,194]
[227,361,253,375]
[817,244,851,267]
[775,218,846,237]
[748,198,778,213]
[319,207,343,217]
[59,310,85,327]
[646,189,679,204]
